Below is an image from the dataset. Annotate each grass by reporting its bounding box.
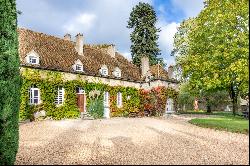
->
[184,110,249,134]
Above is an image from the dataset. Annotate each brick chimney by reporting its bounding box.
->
[75,33,84,55]
[141,56,151,79]
[64,34,71,41]
[168,65,174,79]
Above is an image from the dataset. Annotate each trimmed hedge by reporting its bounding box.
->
[0,0,21,164]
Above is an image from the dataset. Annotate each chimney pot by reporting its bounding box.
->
[64,34,71,41]
[75,33,84,55]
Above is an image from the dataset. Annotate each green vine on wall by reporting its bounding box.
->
[19,68,178,121]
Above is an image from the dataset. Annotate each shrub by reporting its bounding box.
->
[88,97,104,119]
[0,0,21,164]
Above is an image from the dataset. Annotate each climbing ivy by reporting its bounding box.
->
[20,68,178,121]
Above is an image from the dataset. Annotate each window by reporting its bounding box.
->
[26,50,39,64]
[55,87,64,105]
[117,92,122,108]
[100,65,108,76]
[101,69,108,76]
[73,59,84,72]
[75,64,83,72]
[113,67,121,78]
[29,87,40,105]
[76,87,85,94]
[104,92,109,106]
[29,56,38,64]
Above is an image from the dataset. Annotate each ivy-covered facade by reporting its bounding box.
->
[18,28,179,121]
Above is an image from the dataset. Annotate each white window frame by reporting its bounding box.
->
[29,87,40,105]
[26,50,40,65]
[55,87,65,105]
[75,64,83,72]
[29,56,38,64]
[100,65,108,76]
[113,68,121,78]
[104,91,109,107]
[117,92,122,108]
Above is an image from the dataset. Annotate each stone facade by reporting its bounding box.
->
[21,67,178,91]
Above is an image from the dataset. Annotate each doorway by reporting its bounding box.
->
[76,87,86,112]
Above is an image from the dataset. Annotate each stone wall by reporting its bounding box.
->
[20,67,178,90]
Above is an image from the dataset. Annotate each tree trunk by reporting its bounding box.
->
[206,97,212,113]
[230,84,238,116]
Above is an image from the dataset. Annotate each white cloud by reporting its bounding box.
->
[63,13,97,34]
[157,20,179,66]
[17,0,202,68]
[121,52,132,61]
[172,0,204,18]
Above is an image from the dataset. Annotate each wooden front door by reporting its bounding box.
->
[77,94,84,112]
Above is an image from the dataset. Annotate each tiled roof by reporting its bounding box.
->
[150,64,169,80]
[18,28,169,82]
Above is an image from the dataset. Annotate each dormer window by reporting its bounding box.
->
[100,65,108,76]
[73,59,84,72]
[26,50,40,65]
[29,56,38,64]
[75,64,83,72]
[113,67,121,78]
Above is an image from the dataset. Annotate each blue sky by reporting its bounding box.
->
[16,0,204,67]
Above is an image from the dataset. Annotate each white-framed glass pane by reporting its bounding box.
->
[29,87,40,105]
[102,69,108,76]
[117,92,122,107]
[104,92,109,106]
[55,87,64,105]
[76,64,83,71]
[29,56,38,64]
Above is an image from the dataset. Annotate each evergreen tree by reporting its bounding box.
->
[127,2,162,66]
[0,0,21,164]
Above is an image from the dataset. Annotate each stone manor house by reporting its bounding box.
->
[18,28,179,119]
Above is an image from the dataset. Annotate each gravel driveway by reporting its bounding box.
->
[16,117,249,165]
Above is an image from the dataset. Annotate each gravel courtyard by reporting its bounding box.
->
[16,117,249,165]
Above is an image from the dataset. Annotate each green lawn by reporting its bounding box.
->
[188,112,249,134]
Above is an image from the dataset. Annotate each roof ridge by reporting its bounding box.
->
[18,27,74,44]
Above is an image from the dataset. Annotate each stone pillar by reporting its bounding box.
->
[75,33,84,55]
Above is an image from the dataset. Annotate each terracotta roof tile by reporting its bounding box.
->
[18,28,142,80]
[150,64,169,80]
[18,28,169,82]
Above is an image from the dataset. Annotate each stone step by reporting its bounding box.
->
[81,112,94,120]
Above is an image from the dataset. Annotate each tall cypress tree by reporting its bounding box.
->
[0,0,21,164]
[127,2,162,66]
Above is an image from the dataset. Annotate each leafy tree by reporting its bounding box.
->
[178,82,230,113]
[127,2,162,66]
[173,0,249,115]
[0,0,21,164]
